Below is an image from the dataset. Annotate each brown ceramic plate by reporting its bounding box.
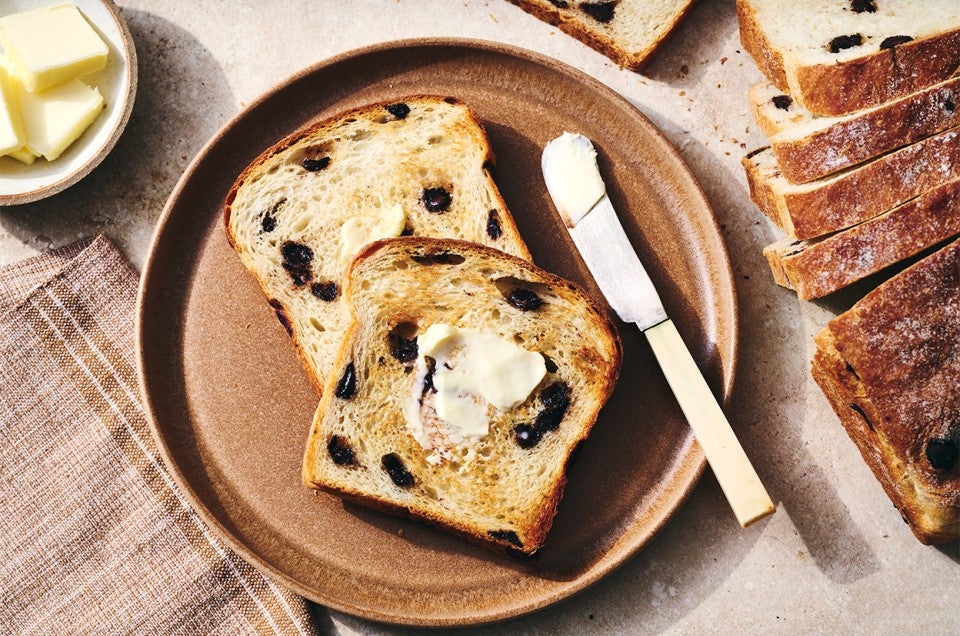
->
[137,39,737,626]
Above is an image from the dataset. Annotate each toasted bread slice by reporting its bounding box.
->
[811,238,960,545]
[738,0,960,117]
[303,238,622,555]
[743,128,960,240]
[763,177,960,299]
[224,96,531,394]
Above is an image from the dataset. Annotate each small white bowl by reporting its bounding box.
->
[0,0,137,205]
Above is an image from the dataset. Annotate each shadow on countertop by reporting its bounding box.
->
[634,0,884,591]
[0,8,237,272]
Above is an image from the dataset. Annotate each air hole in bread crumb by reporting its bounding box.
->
[309,317,325,332]
[423,486,439,499]
[427,135,443,145]
[348,129,372,141]
[292,216,310,232]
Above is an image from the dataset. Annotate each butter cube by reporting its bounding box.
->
[7,146,37,165]
[0,3,108,93]
[13,76,104,161]
[0,64,25,155]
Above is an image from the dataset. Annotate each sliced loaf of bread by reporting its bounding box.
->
[763,177,960,299]
[812,238,960,545]
[302,238,622,555]
[224,96,531,394]
[737,0,960,117]
[503,0,697,70]
[753,76,960,184]
[743,128,960,240]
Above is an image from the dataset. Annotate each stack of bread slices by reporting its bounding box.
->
[737,0,960,544]
[738,0,960,300]
[224,96,621,556]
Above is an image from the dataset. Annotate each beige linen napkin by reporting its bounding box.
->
[0,236,318,635]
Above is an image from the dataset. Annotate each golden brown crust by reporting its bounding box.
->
[763,178,960,299]
[793,30,960,117]
[736,0,960,117]
[735,0,788,91]
[772,77,960,184]
[504,0,698,71]
[745,130,960,240]
[811,240,960,544]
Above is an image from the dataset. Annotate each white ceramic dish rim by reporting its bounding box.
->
[0,0,137,205]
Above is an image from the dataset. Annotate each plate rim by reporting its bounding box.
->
[136,36,738,626]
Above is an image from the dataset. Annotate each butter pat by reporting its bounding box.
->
[14,77,104,161]
[0,3,108,93]
[405,324,547,460]
[0,65,24,155]
[541,131,606,226]
[7,146,37,165]
[339,204,406,261]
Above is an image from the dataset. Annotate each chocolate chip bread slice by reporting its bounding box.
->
[738,0,960,117]
[812,238,960,545]
[303,238,622,555]
[763,176,960,300]
[743,128,960,240]
[503,0,697,71]
[224,96,530,394]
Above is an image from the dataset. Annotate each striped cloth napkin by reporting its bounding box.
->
[0,236,318,635]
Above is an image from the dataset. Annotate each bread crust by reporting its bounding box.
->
[790,30,960,117]
[737,0,960,117]
[223,96,531,395]
[736,0,788,91]
[811,239,960,544]
[504,0,698,71]
[744,129,960,240]
[763,177,960,299]
[302,237,622,555]
[770,77,960,184]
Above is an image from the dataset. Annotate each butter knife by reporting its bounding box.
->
[542,132,775,527]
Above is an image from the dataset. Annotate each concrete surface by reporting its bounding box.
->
[1,1,957,634]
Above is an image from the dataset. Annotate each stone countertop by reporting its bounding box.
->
[1,1,957,633]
